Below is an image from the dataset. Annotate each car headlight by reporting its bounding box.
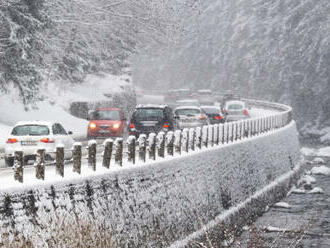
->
[89,122,97,129]
[113,123,120,129]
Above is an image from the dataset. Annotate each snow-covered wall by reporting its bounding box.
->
[0,122,300,247]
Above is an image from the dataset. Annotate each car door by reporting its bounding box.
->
[52,123,73,158]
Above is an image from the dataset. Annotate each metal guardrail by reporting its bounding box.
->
[10,99,293,183]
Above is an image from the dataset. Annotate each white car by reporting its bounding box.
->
[4,121,74,167]
[174,106,209,130]
[224,100,250,122]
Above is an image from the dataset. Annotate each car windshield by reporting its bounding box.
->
[94,110,120,120]
[202,107,220,114]
[133,108,164,120]
[227,103,244,110]
[11,125,50,136]
[175,108,201,116]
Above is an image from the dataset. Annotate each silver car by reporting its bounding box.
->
[174,106,209,130]
[224,100,250,122]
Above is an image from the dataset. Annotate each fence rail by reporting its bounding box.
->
[11,99,293,183]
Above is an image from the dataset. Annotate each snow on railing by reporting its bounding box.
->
[10,100,293,183]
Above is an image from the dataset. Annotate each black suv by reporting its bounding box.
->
[128,105,175,136]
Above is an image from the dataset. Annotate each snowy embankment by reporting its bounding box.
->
[0,74,131,148]
[0,120,301,247]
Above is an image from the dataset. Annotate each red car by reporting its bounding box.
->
[87,108,126,138]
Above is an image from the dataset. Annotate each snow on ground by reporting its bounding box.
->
[316,146,330,157]
[273,202,291,209]
[301,147,317,156]
[301,146,330,157]
[311,166,330,175]
[45,74,131,110]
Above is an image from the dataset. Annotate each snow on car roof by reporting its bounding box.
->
[15,121,54,127]
[136,104,167,109]
[174,106,201,110]
[201,105,219,109]
[197,89,212,93]
[176,99,199,102]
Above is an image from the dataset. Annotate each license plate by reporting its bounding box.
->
[141,121,157,127]
[21,141,37,146]
[98,130,110,134]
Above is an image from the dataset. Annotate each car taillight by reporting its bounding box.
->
[129,123,135,129]
[163,123,169,129]
[89,122,97,129]
[244,109,249,116]
[40,137,55,143]
[6,138,18,144]
[214,115,223,120]
[200,115,206,120]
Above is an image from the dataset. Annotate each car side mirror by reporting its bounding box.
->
[68,131,73,135]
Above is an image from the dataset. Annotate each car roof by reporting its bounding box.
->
[176,99,199,102]
[175,106,201,110]
[95,107,121,111]
[225,100,245,105]
[197,89,212,93]
[201,105,219,109]
[15,121,54,127]
[136,104,168,109]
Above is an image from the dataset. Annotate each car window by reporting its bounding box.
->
[133,108,164,120]
[52,123,67,135]
[11,125,50,136]
[175,108,201,116]
[227,104,244,110]
[93,110,120,120]
[202,107,220,114]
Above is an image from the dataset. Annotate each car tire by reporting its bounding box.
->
[5,157,14,167]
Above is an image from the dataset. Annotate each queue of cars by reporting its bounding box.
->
[3,89,249,166]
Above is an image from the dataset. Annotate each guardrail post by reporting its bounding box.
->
[214,124,219,145]
[182,128,189,153]
[88,140,97,171]
[157,132,166,158]
[189,128,196,151]
[127,136,136,164]
[56,145,64,177]
[148,133,156,160]
[138,134,147,162]
[73,142,82,174]
[196,127,202,149]
[209,125,214,146]
[231,123,234,142]
[115,138,123,166]
[14,151,24,183]
[221,124,225,144]
[102,139,113,169]
[174,130,182,154]
[203,125,209,148]
[35,148,45,180]
[235,122,239,141]
[166,132,174,156]
[226,123,230,143]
